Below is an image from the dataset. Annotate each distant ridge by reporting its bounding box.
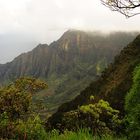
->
[0,30,138,112]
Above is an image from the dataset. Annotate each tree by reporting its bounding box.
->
[101,0,140,17]
[0,77,47,120]
[0,77,48,139]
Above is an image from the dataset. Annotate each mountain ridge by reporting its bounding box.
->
[47,34,140,129]
[0,30,138,112]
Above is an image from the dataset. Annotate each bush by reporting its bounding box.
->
[15,115,47,140]
[61,96,122,136]
[0,112,16,139]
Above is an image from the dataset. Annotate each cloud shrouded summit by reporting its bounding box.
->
[0,0,140,63]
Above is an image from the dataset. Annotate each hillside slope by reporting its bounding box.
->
[0,30,137,112]
[48,34,140,127]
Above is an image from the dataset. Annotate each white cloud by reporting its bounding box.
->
[0,0,139,63]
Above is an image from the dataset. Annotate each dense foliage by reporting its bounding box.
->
[0,77,125,140]
[125,65,140,139]
[0,113,47,140]
[47,96,122,136]
[0,77,47,139]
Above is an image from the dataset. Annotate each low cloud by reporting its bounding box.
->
[0,0,140,63]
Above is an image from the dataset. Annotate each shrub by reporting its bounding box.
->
[15,115,47,140]
[61,96,122,136]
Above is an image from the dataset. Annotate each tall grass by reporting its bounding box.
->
[47,129,127,140]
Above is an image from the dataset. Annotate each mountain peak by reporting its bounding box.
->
[33,43,49,50]
[60,30,86,40]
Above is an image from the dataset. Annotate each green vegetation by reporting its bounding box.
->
[47,35,140,139]
[0,113,47,140]
[0,31,137,114]
[0,77,125,140]
[1,35,140,139]
[49,34,140,127]
[56,96,122,136]
[0,77,47,139]
[125,64,140,139]
[47,129,126,140]
[1,64,140,139]
[0,77,126,140]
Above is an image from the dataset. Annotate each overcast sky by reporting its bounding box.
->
[0,0,140,63]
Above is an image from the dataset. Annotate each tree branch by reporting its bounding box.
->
[101,0,140,17]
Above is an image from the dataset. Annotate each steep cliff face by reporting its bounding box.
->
[48,35,140,128]
[0,44,50,82]
[0,30,137,112]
